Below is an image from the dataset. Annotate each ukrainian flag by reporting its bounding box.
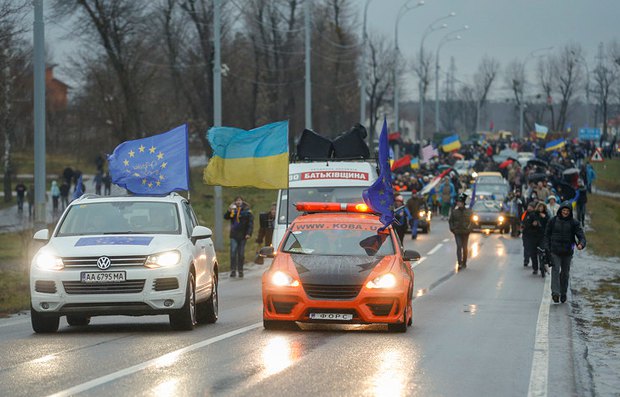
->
[535,123,548,139]
[441,135,461,153]
[410,157,420,169]
[204,121,289,189]
[545,138,566,152]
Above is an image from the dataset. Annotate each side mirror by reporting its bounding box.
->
[403,249,421,261]
[33,229,49,242]
[259,246,275,259]
[191,226,212,244]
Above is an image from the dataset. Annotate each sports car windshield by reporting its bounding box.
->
[56,202,181,236]
[282,229,395,257]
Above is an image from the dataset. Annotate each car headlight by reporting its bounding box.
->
[366,273,397,289]
[34,252,64,271]
[472,215,479,222]
[498,216,505,223]
[145,250,181,268]
[271,270,300,287]
[419,211,425,218]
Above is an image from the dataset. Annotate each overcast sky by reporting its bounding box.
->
[366,0,620,99]
[40,0,620,102]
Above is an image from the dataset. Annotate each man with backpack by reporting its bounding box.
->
[543,202,586,303]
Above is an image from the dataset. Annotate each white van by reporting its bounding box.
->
[272,161,378,249]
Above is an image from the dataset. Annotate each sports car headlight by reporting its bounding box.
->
[472,215,479,222]
[366,273,397,289]
[145,250,181,268]
[34,252,64,271]
[271,271,300,287]
[498,216,505,223]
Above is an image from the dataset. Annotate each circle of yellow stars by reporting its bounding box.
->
[122,144,168,189]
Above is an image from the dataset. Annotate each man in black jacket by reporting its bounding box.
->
[449,193,473,270]
[224,196,254,278]
[544,202,586,303]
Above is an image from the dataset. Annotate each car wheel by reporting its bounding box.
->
[31,306,59,333]
[66,315,91,326]
[388,305,408,333]
[407,301,413,326]
[263,319,298,331]
[170,272,197,331]
[197,276,218,324]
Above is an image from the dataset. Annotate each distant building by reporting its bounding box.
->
[45,64,70,112]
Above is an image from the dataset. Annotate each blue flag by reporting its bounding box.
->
[73,174,83,200]
[362,118,394,229]
[107,124,190,195]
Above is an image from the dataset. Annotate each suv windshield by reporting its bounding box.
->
[56,201,181,236]
[282,228,395,257]
[278,187,368,224]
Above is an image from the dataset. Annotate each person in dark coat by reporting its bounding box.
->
[254,203,276,264]
[406,190,424,239]
[449,193,473,270]
[543,202,586,303]
[224,196,254,278]
[15,182,26,212]
[59,182,70,209]
[393,195,412,244]
[522,201,545,274]
[576,181,587,227]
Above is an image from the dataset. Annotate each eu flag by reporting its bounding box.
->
[107,124,189,195]
[362,118,394,228]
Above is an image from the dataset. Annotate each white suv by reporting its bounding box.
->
[30,193,218,333]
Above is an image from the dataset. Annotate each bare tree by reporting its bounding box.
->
[413,47,433,135]
[552,43,583,132]
[593,41,620,139]
[473,55,500,133]
[536,56,556,130]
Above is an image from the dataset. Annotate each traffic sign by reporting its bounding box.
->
[579,128,601,141]
[590,148,604,162]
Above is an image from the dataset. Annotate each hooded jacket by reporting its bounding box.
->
[544,203,586,256]
[224,202,254,240]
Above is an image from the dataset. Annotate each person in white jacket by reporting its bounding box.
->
[546,195,560,216]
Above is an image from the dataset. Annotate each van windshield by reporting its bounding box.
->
[278,187,367,224]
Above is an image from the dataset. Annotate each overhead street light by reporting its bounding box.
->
[418,11,455,143]
[435,26,468,135]
[360,0,372,128]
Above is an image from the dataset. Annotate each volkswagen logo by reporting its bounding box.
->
[96,256,112,270]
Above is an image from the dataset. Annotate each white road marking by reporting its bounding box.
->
[527,274,551,397]
[442,238,450,242]
[47,322,263,397]
[411,256,426,269]
[426,243,443,256]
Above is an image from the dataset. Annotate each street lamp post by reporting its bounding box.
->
[394,0,424,145]
[360,0,372,127]
[418,12,454,143]
[435,26,468,135]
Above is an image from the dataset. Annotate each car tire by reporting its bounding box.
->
[263,319,298,331]
[407,302,413,326]
[197,276,218,324]
[66,315,91,326]
[388,305,408,333]
[170,272,197,331]
[31,306,59,333]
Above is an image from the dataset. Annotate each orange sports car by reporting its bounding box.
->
[260,202,420,332]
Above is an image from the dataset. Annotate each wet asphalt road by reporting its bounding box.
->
[0,220,580,397]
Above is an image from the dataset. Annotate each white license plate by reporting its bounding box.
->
[309,313,353,321]
[81,271,126,283]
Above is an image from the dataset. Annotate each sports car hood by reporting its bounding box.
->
[41,235,186,257]
[290,254,388,285]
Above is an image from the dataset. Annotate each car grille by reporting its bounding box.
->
[153,277,179,291]
[62,280,145,294]
[61,255,147,269]
[302,283,362,300]
[34,280,57,294]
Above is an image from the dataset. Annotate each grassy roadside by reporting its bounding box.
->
[587,194,620,257]
[592,158,620,193]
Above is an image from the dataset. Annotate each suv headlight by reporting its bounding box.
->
[34,253,64,271]
[271,271,300,287]
[498,216,505,223]
[472,215,479,222]
[366,273,397,289]
[145,250,181,268]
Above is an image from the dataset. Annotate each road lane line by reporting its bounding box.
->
[47,322,263,397]
[527,274,551,397]
[411,256,426,269]
[426,243,443,256]
[442,238,450,242]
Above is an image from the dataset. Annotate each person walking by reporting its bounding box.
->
[50,180,61,214]
[405,190,424,240]
[521,201,542,271]
[576,181,588,227]
[103,172,112,195]
[393,195,412,244]
[438,177,456,220]
[254,203,276,264]
[224,196,254,278]
[93,171,103,195]
[15,182,27,212]
[546,195,560,216]
[544,202,586,303]
[449,193,473,270]
[60,181,70,210]
[27,184,35,217]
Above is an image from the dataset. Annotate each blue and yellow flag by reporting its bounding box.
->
[535,123,548,139]
[362,118,394,229]
[441,135,461,152]
[545,138,566,152]
[204,121,289,189]
[410,157,420,169]
[107,124,189,195]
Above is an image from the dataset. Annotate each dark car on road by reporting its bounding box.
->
[471,200,509,233]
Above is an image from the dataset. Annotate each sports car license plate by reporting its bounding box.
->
[81,271,126,283]
[309,313,353,321]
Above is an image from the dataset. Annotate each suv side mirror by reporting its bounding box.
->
[259,246,275,259]
[191,226,212,244]
[33,229,49,242]
[403,249,421,261]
